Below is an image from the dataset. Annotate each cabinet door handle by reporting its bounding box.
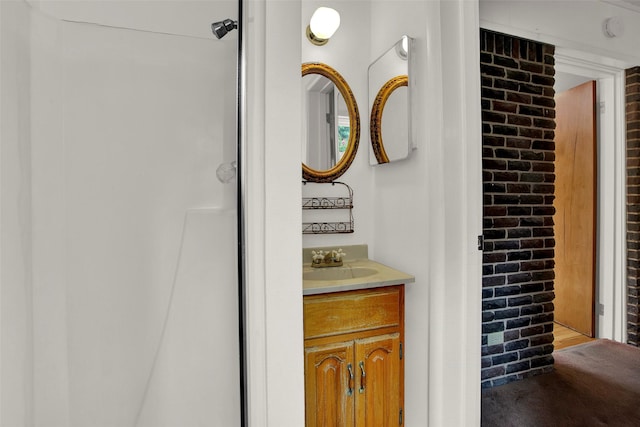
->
[359,361,366,393]
[347,363,354,396]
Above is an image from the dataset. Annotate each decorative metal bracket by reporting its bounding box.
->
[302,181,354,234]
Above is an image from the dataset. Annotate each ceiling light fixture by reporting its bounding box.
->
[306,7,341,46]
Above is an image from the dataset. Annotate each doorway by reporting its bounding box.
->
[553,79,597,346]
[553,52,627,345]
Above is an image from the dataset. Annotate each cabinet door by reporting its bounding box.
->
[305,341,355,427]
[355,333,401,427]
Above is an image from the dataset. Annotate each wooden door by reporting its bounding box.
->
[354,333,401,427]
[305,341,355,427]
[554,80,597,337]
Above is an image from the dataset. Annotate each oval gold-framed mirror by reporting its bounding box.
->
[302,62,360,182]
[370,75,408,164]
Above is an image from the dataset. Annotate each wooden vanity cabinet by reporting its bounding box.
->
[303,285,404,427]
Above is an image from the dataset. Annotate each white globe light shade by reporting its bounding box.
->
[309,7,341,40]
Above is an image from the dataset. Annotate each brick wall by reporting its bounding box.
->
[627,67,640,346]
[480,29,556,388]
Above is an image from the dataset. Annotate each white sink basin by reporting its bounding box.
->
[303,266,379,281]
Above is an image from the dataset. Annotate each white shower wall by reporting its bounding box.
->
[2,1,239,426]
[1,1,34,425]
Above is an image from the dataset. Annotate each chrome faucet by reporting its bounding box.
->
[311,249,346,268]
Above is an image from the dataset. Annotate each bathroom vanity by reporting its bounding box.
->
[302,245,414,426]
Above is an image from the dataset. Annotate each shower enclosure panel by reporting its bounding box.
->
[2,1,241,426]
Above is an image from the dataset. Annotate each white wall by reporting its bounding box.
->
[301,0,374,249]
[370,1,483,425]
[30,9,69,425]
[1,2,34,425]
[245,0,305,425]
[369,2,436,424]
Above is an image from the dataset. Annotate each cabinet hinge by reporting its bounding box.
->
[477,235,484,251]
[400,342,403,360]
[399,408,403,425]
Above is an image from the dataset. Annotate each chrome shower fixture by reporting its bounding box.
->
[211,19,238,39]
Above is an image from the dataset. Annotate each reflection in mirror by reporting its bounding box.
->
[302,74,349,171]
[368,36,414,165]
[302,63,360,182]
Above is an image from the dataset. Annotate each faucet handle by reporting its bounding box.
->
[311,250,325,263]
[334,248,346,262]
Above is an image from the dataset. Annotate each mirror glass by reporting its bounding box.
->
[302,63,360,182]
[302,74,349,171]
[368,36,414,165]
